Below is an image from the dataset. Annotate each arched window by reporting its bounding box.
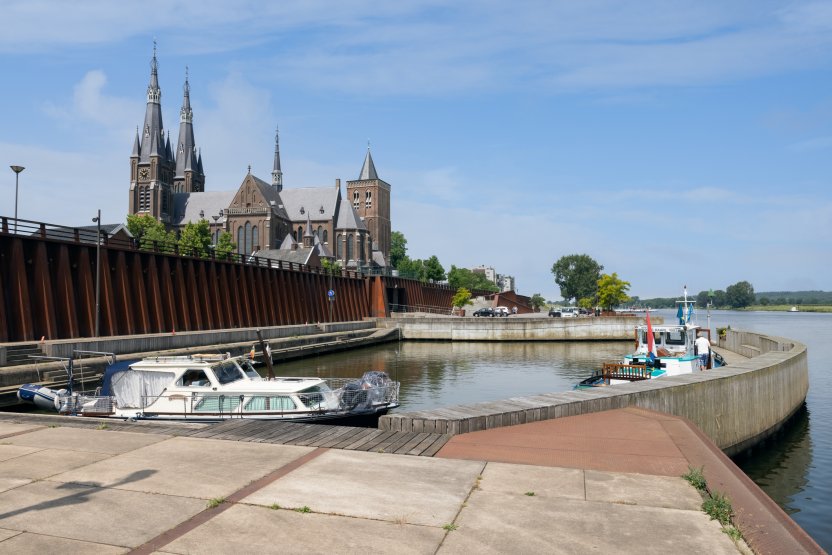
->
[347,234,354,260]
[237,226,244,253]
[297,226,303,242]
[323,230,328,243]
[359,234,365,261]
[317,225,322,239]
[245,222,252,255]
[353,191,360,209]
[252,226,259,252]
[365,190,372,208]
[336,234,342,259]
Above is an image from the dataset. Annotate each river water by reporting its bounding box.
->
[275,309,832,549]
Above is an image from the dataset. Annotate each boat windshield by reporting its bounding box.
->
[665,329,686,346]
[213,362,245,385]
[239,360,260,379]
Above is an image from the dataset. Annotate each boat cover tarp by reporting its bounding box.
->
[107,366,175,409]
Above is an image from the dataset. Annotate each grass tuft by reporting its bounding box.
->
[96,422,109,430]
[269,503,280,510]
[443,523,458,531]
[524,491,535,496]
[294,506,311,513]
[682,466,707,491]
[206,497,226,509]
[702,492,733,526]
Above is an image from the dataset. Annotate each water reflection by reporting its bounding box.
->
[270,340,629,412]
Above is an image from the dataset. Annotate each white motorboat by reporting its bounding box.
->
[19,353,399,422]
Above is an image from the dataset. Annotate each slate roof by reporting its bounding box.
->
[171,191,235,225]
[335,202,367,231]
[253,247,315,265]
[359,148,378,180]
[279,187,339,224]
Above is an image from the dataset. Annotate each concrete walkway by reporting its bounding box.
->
[0,416,751,555]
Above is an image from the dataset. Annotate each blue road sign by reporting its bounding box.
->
[327,289,335,298]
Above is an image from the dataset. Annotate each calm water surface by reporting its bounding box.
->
[275,310,831,549]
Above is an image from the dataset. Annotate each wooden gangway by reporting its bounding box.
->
[597,362,652,384]
[0,412,451,457]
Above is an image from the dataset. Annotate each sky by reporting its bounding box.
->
[2,0,831,300]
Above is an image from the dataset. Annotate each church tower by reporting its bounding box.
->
[272,125,283,191]
[129,43,176,223]
[173,67,205,194]
[346,146,391,261]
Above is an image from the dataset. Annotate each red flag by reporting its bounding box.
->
[646,310,655,356]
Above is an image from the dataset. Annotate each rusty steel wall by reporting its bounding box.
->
[0,230,457,342]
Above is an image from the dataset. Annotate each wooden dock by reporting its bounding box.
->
[0,413,451,457]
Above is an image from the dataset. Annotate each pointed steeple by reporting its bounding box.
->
[140,42,165,163]
[175,66,198,181]
[359,145,378,180]
[303,212,314,247]
[131,127,140,158]
[272,125,283,191]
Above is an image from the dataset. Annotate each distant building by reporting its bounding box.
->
[472,265,497,284]
[127,46,390,270]
[497,274,515,293]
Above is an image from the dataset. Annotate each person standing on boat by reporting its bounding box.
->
[695,333,711,369]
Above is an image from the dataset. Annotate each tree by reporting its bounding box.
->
[397,257,426,281]
[178,219,213,258]
[759,297,770,306]
[551,254,603,303]
[726,280,755,308]
[451,287,473,309]
[447,265,499,293]
[390,231,408,269]
[712,290,727,308]
[530,293,546,312]
[215,231,236,259]
[423,255,446,282]
[126,213,176,252]
[321,258,342,275]
[596,273,631,312]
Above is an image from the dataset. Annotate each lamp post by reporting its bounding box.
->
[92,209,101,337]
[10,165,24,233]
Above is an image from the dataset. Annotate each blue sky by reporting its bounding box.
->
[2,1,831,300]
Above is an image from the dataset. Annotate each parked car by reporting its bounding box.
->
[473,307,495,317]
[559,307,579,318]
[494,306,510,317]
[548,307,562,317]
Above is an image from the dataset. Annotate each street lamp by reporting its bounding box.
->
[10,165,24,233]
[92,209,101,337]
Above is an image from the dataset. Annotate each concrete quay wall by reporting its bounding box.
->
[379,329,808,455]
[385,315,640,341]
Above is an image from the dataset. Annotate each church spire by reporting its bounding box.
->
[140,41,165,162]
[175,66,202,191]
[359,144,378,180]
[272,125,283,191]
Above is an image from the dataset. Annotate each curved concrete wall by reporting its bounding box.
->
[380,329,808,455]
[386,316,641,341]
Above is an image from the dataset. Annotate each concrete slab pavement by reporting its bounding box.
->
[54,436,315,500]
[0,530,128,554]
[163,503,446,555]
[242,449,485,527]
[3,426,167,455]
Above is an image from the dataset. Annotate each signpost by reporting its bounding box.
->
[328,289,335,322]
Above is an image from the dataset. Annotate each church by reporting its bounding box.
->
[127,46,391,269]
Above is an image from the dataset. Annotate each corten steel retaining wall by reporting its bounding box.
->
[379,329,808,455]
[0,226,456,342]
[385,315,641,341]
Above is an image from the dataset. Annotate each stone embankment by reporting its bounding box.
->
[380,329,808,456]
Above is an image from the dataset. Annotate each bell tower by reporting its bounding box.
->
[346,145,391,261]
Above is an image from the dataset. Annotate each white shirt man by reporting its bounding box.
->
[695,334,711,368]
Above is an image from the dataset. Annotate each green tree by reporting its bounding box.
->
[178,219,213,258]
[423,255,446,282]
[397,257,426,281]
[530,293,546,312]
[126,213,176,252]
[447,266,499,293]
[596,273,631,312]
[215,231,236,259]
[726,280,755,308]
[321,258,342,274]
[390,231,408,269]
[451,287,473,308]
[759,297,770,306]
[578,297,594,310]
[551,254,603,303]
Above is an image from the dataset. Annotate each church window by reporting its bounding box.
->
[336,234,342,259]
[365,191,372,209]
[161,190,168,214]
[214,229,221,245]
[252,226,259,251]
[347,234,354,260]
[353,191,360,209]
[139,186,150,212]
[323,230,328,243]
[296,226,303,242]
[237,227,244,253]
[245,222,252,255]
[317,226,322,239]
[360,234,365,261]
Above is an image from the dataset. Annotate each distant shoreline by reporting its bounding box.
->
[738,305,832,313]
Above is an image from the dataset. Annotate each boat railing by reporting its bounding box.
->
[599,362,652,382]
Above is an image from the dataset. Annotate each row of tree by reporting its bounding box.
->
[550,254,631,311]
[126,214,236,258]
[635,281,756,309]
